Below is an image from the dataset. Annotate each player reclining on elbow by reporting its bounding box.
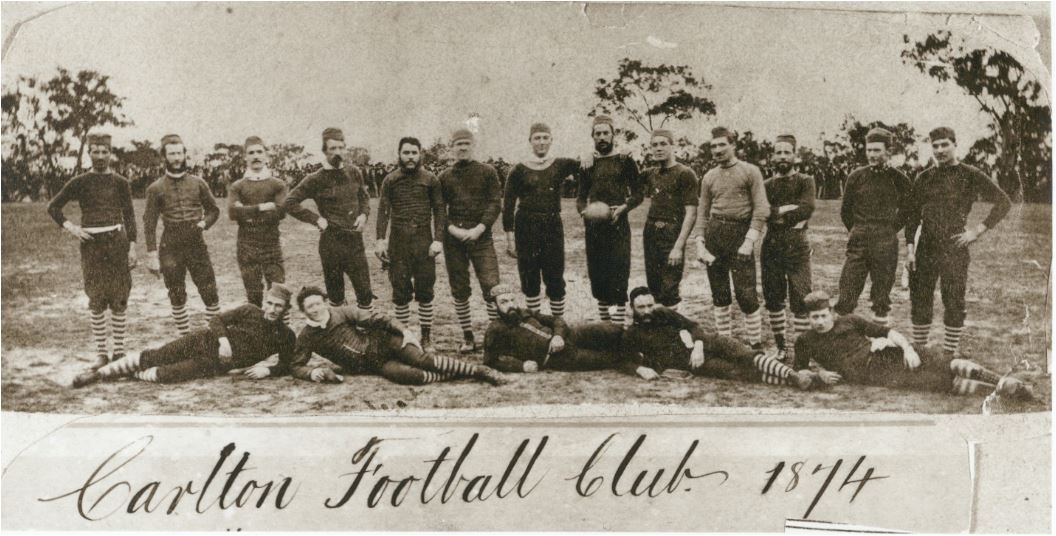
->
[794,290,1032,399]
[291,286,508,385]
[484,285,624,373]
[72,284,297,387]
[620,287,814,390]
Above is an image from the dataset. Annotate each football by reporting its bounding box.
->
[582,201,612,221]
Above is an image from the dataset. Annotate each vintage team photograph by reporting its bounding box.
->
[1,2,1051,416]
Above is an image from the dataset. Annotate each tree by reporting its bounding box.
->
[43,68,133,173]
[423,138,448,167]
[902,30,1052,201]
[268,143,308,171]
[2,76,67,199]
[838,115,920,164]
[591,58,717,143]
[116,139,158,169]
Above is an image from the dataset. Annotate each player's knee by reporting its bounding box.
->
[200,286,220,306]
[167,288,188,307]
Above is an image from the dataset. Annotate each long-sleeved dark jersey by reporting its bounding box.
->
[228,175,288,227]
[840,165,912,232]
[576,153,644,214]
[483,309,570,371]
[376,168,446,240]
[439,160,502,229]
[764,172,816,231]
[621,308,757,373]
[47,171,137,241]
[284,166,370,232]
[502,158,579,231]
[143,173,220,250]
[904,162,1011,245]
[291,306,406,379]
[206,303,296,372]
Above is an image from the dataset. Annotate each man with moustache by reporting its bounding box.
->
[48,133,137,369]
[761,134,816,359]
[144,134,222,336]
[502,123,579,317]
[483,285,624,373]
[375,137,445,350]
[291,286,507,385]
[641,129,698,310]
[228,136,288,307]
[576,115,645,325]
[834,128,913,328]
[905,127,1011,356]
[284,127,375,312]
[621,287,815,389]
[72,284,297,386]
[695,127,770,348]
[439,128,503,353]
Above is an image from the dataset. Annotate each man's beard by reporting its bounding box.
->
[91,161,109,172]
[594,139,613,155]
[632,310,654,325]
[328,154,344,168]
[775,161,793,174]
[497,307,519,322]
[400,158,420,171]
[165,160,187,174]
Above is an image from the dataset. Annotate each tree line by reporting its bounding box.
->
[3,30,1050,203]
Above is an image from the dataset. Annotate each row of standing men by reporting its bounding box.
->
[47,117,1010,373]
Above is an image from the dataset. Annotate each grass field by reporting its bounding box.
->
[1,197,1050,415]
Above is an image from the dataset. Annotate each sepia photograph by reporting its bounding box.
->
[1,1,1051,532]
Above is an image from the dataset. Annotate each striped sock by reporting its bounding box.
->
[793,315,810,336]
[768,310,787,347]
[872,314,889,328]
[205,303,221,322]
[485,301,498,322]
[611,305,626,326]
[134,367,160,383]
[111,310,127,357]
[753,353,795,384]
[394,303,411,326]
[419,370,458,384]
[98,352,143,378]
[949,359,1002,384]
[358,302,374,315]
[525,294,542,313]
[419,301,434,333]
[597,302,612,323]
[429,353,479,378]
[550,297,566,317]
[943,324,963,355]
[952,376,994,395]
[911,323,931,347]
[454,299,473,332]
[714,305,732,338]
[90,310,108,361]
[744,309,762,346]
[171,304,190,336]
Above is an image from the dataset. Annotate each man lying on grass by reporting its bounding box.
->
[72,284,296,387]
[483,284,624,373]
[291,286,508,385]
[621,287,815,390]
[795,290,1033,399]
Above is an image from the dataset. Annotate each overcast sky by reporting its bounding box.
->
[1,2,1050,163]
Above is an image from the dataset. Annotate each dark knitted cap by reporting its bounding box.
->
[711,127,734,142]
[489,284,518,300]
[322,127,344,142]
[865,128,894,147]
[268,283,293,304]
[160,134,183,149]
[244,135,265,149]
[529,123,551,136]
[451,128,474,143]
[87,133,111,147]
[775,134,797,149]
[929,126,956,144]
[651,129,675,143]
